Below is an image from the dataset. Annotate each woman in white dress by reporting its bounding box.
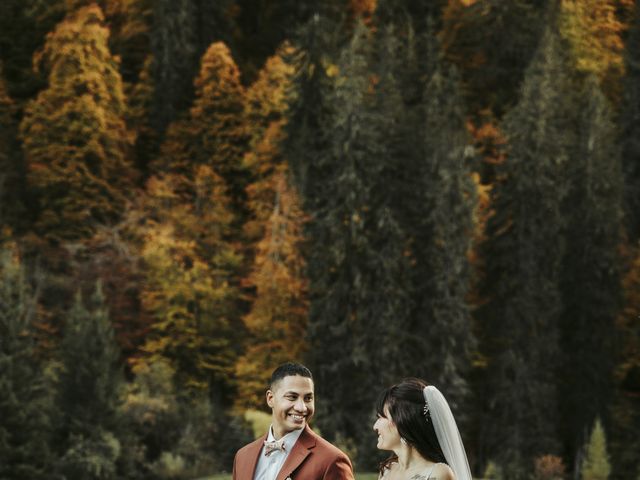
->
[373,378,472,480]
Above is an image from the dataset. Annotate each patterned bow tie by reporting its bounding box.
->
[264,438,286,456]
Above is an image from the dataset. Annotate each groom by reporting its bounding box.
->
[232,362,355,480]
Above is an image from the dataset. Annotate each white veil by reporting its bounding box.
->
[423,386,472,480]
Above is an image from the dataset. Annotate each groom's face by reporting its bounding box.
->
[267,374,315,439]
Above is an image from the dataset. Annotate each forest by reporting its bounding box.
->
[0,0,639,479]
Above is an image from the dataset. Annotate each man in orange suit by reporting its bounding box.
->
[233,362,355,480]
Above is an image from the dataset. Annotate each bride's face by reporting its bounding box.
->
[373,404,401,451]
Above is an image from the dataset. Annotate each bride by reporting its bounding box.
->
[373,378,472,480]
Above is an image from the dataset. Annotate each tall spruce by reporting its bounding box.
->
[476,27,572,477]
[0,247,52,480]
[559,76,623,471]
[410,46,477,418]
[57,283,123,440]
[440,0,548,117]
[20,4,136,243]
[620,0,640,242]
[303,22,414,467]
[610,245,640,480]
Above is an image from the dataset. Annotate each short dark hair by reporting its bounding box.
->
[269,362,313,390]
[376,378,447,471]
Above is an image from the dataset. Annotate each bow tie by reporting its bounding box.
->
[264,438,286,456]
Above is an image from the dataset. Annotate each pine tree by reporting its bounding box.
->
[582,419,611,480]
[559,76,623,469]
[20,4,136,243]
[611,245,640,479]
[303,22,414,466]
[620,0,640,242]
[0,246,52,480]
[440,0,548,116]
[57,283,123,440]
[410,49,477,418]
[476,27,573,477]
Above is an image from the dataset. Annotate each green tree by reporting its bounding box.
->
[582,419,611,480]
[57,283,123,440]
[0,246,53,480]
[476,27,573,477]
[411,54,477,417]
[303,22,414,467]
[440,0,548,117]
[611,244,640,480]
[559,76,623,469]
[620,0,640,242]
[20,4,136,243]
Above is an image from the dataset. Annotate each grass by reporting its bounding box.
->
[199,473,378,480]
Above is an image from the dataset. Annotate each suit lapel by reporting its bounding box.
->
[242,434,267,480]
[276,426,315,480]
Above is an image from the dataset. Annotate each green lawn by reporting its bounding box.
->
[199,473,378,480]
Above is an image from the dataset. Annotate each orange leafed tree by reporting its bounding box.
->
[236,161,308,410]
[20,4,136,242]
[559,0,628,102]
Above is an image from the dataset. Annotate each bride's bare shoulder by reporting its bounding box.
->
[431,463,455,480]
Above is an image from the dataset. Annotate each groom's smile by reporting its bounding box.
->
[267,374,315,439]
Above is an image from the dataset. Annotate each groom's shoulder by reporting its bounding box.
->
[236,435,264,456]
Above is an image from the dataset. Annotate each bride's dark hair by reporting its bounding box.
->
[376,378,447,473]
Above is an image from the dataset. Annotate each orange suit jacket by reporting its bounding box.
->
[232,425,355,480]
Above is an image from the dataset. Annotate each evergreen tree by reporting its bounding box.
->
[476,27,573,477]
[582,419,611,480]
[410,50,477,418]
[610,245,640,479]
[440,0,548,117]
[304,22,414,467]
[57,283,123,440]
[284,10,346,198]
[620,0,640,242]
[559,77,623,470]
[0,246,52,480]
[20,4,136,243]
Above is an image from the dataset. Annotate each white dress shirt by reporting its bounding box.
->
[253,426,304,480]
